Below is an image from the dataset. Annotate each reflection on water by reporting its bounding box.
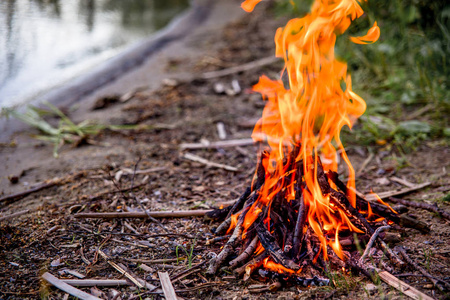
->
[0,0,188,107]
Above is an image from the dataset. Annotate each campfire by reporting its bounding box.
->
[206,0,403,286]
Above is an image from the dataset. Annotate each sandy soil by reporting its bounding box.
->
[0,1,449,299]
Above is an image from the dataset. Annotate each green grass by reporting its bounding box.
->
[1,102,155,158]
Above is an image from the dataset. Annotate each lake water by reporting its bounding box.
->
[0,0,188,108]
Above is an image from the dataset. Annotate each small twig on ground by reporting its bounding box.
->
[180,138,255,150]
[125,258,185,264]
[356,153,374,176]
[74,210,211,219]
[364,182,431,201]
[200,56,279,79]
[389,197,450,221]
[398,247,449,292]
[85,183,147,201]
[158,272,178,300]
[389,176,416,188]
[171,261,207,283]
[128,158,169,233]
[0,181,57,204]
[359,226,391,264]
[0,209,30,221]
[377,270,435,300]
[42,272,101,300]
[182,152,238,172]
[97,249,145,289]
[62,279,131,287]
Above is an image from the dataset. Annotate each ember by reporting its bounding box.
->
[206,0,404,286]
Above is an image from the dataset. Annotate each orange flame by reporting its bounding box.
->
[263,257,302,275]
[241,0,262,12]
[240,0,380,261]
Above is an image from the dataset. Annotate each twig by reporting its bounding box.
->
[200,56,279,79]
[0,209,30,221]
[42,272,101,300]
[62,279,131,287]
[389,176,416,188]
[359,226,391,264]
[171,261,207,283]
[85,182,147,201]
[180,138,255,150]
[97,249,145,289]
[389,197,450,221]
[356,153,374,176]
[377,270,435,300]
[129,158,169,233]
[364,182,431,201]
[398,247,449,292]
[182,152,238,172]
[229,236,259,268]
[158,272,177,300]
[0,181,57,203]
[74,210,211,219]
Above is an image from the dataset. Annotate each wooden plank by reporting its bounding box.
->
[42,272,102,300]
[158,272,178,300]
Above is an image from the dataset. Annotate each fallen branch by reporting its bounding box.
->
[42,272,101,300]
[389,197,450,221]
[359,226,391,264]
[62,279,131,287]
[398,247,449,292]
[182,152,238,172]
[158,272,177,300]
[0,209,30,221]
[200,56,279,79]
[74,210,211,219]
[364,182,431,201]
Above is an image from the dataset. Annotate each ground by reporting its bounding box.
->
[0,2,449,300]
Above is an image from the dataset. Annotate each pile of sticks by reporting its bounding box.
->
[204,150,426,285]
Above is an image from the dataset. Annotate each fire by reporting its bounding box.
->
[240,0,380,261]
[263,257,302,275]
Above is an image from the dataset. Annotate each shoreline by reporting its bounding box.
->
[0,0,245,142]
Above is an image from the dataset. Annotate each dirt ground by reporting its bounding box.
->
[0,2,449,299]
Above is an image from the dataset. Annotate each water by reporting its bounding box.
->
[0,0,189,108]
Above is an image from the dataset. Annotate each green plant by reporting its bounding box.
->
[1,102,149,158]
[175,238,197,269]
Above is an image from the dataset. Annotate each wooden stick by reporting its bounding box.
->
[200,56,279,79]
[62,279,131,287]
[74,210,211,219]
[398,247,449,292]
[0,209,30,221]
[98,249,144,289]
[182,153,238,172]
[158,272,178,300]
[0,181,57,203]
[180,138,255,150]
[389,176,416,188]
[364,182,431,201]
[359,226,391,263]
[377,270,435,300]
[356,153,374,176]
[389,197,450,221]
[42,272,102,300]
